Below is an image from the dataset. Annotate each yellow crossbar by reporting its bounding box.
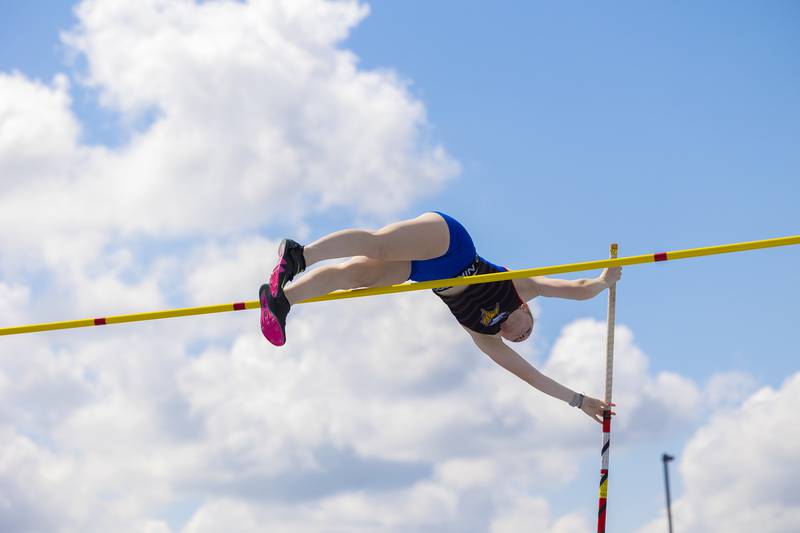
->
[1,234,798,337]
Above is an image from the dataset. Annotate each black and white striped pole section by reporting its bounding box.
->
[597,243,618,533]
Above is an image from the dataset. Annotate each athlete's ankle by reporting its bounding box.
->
[302,244,318,267]
[284,286,298,306]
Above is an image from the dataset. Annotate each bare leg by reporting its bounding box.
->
[302,212,450,266]
[285,257,411,305]
[262,215,443,345]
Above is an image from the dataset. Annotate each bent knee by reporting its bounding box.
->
[365,231,388,261]
[339,257,382,288]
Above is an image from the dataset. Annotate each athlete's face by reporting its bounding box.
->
[500,303,534,343]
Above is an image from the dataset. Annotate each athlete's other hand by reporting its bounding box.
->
[581,397,616,424]
[600,266,621,287]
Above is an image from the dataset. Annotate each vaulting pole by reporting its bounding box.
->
[1,234,798,336]
[597,243,618,533]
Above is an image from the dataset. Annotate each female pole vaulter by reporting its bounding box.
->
[260,211,619,423]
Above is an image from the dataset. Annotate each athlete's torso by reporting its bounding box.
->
[434,255,526,298]
[433,256,525,335]
[436,279,525,298]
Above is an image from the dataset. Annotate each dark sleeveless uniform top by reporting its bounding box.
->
[433,255,524,335]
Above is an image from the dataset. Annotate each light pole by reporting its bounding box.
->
[662,453,675,533]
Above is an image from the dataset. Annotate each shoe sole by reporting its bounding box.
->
[259,284,286,346]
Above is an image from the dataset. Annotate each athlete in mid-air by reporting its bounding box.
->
[260,211,619,423]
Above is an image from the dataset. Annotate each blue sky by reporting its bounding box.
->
[344,0,800,377]
[1,2,798,532]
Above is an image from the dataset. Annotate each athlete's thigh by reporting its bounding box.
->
[344,256,411,288]
[373,212,449,262]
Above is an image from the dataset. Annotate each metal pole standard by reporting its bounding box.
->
[597,243,618,533]
[662,453,675,533]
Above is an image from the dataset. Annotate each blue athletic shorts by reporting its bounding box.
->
[409,211,485,282]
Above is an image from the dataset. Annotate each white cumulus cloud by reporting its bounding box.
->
[638,373,800,533]
[2,1,768,532]
[0,0,458,276]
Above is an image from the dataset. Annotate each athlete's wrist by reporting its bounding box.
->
[568,392,585,408]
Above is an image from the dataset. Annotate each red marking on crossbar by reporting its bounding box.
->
[94,318,107,326]
[233,302,246,311]
[654,252,668,262]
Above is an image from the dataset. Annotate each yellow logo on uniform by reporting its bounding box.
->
[480,303,501,327]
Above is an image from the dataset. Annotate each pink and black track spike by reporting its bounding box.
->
[260,239,305,345]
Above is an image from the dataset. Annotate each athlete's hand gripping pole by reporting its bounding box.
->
[597,243,617,533]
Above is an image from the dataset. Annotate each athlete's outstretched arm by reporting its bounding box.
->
[516,267,621,301]
[469,332,612,423]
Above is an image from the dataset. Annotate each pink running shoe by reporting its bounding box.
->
[269,239,305,297]
[260,283,290,346]
[260,239,305,345]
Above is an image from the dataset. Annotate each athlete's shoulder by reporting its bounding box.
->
[462,324,501,344]
[512,276,536,301]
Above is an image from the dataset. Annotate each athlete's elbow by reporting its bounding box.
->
[574,280,598,300]
[576,288,594,300]
[565,280,592,300]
